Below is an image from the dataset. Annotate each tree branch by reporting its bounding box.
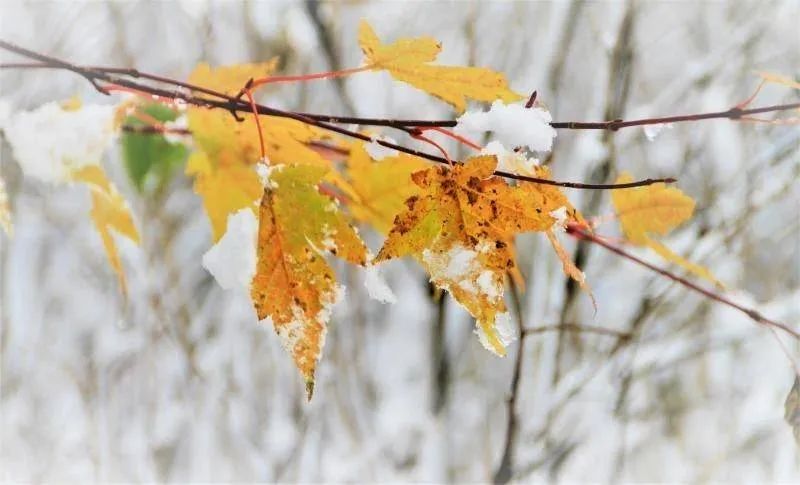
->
[566,223,799,340]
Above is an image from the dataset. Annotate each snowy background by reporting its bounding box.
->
[1,0,799,482]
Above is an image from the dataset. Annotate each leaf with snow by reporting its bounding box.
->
[202,209,258,290]
[376,155,569,355]
[611,172,722,287]
[358,20,523,112]
[481,141,540,175]
[71,165,140,294]
[456,101,557,153]
[251,164,367,399]
[2,101,118,184]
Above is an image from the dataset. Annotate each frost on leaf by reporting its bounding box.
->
[345,141,428,233]
[456,101,557,152]
[611,172,722,287]
[250,164,367,399]
[376,155,568,355]
[71,165,140,294]
[358,20,523,112]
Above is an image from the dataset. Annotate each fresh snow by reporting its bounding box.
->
[643,122,673,141]
[364,265,397,304]
[456,100,557,153]
[365,135,399,160]
[475,312,517,352]
[549,206,568,231]
[1,101,118,183]
[202,209,258,290]
[481,140,539,175]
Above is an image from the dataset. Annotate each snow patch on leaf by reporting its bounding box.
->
[481,141,539,175]
[456,101,556,152]
[2,101,118,183]
[202,209,258,290]
[256,162,278,189]
[549,206,568,232]
[476,312,517,351]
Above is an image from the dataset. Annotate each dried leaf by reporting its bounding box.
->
[376,156,568,355]
[358,20,523,112]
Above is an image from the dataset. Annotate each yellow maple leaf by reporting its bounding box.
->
[518,166,592,299]
[376,156,568,355]
[71,165,140,293]
[251,164,367,399]
[186,61,346,238]
[185,151,263,241]
[358,20,523,112]
[757,71,800,90]
[611,172,722,287]
[345,141,429,233]
[188,60,279,96]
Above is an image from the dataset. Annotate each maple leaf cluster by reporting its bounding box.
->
[0,21,729,399]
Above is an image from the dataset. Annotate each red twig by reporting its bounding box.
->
[250,65,371,88]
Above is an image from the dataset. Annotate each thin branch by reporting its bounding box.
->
[0,42,671,190]
[2,62,798,132]
[493,280,526,485]
[566,223,800,340]
[523,323,632,340]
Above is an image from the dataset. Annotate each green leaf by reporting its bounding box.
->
[121,104,188,192]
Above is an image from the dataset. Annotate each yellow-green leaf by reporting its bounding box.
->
[251,164,367,399]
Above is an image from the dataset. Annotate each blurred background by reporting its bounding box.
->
[1,0,799,482]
